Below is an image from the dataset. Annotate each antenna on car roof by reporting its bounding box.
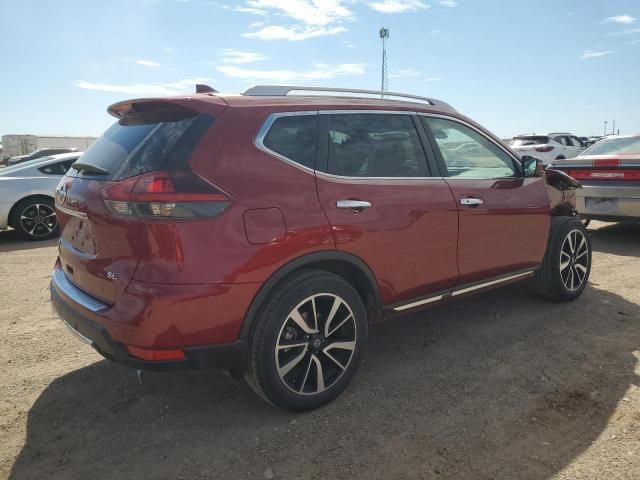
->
[195,84,218,94]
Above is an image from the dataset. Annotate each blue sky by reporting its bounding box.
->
[0,0,638,139]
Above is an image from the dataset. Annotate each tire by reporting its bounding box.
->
[10,197,59,241]
[245,269,368,411]
[532,216,592,301]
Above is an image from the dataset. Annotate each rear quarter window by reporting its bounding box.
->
[261,114,318,170]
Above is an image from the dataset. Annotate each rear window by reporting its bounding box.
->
[511,136,550,147]
[582,137,640,156]
[68,113,214,180]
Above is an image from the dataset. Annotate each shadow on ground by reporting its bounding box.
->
[589,222,640,257]
[9,279,640,479]
[0,229,57,253]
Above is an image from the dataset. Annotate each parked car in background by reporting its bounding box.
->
[50,85,590,411]
[510,133,585,164]
[8,147,78,166]
[550,134,640,225]
[0,152,80,240]
[1,134,96,163]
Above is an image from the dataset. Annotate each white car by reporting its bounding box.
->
[510,133,586,164]
[0,152,80,240]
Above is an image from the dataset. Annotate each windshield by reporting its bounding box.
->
[511,136,550,147]
[0,157,55,175]
[581,137,640,156]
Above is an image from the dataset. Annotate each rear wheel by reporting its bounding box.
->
[245,270,368,411]
[11,197,58,241]
[532,217,591,301]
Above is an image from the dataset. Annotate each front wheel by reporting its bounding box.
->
[532,217,592,301]
[245,270,368,411]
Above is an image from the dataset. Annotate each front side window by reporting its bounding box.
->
[262,114,317,169]
[422,117,516,179]
[326,114,428,177]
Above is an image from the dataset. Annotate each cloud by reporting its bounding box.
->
[602,15,636,25]
[135,59,161,67]
[581,50,613,59]
[216,63,365,82]
[220,49,267,64]
[388,68,422,78]
[242,24,347,40]
[628,38,640,45]
[234,0,352,26]
[368,1,429,13]
[608,27,640,36]
[424,77,441,81]
[75,78,214,96]
[439,0,457,6]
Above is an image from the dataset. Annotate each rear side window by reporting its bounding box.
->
[326,114,428,177]
[262,115,317,169]
[69,114,214,180]
[38,159,77,175]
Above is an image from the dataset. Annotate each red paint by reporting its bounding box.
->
[53,92,556,355]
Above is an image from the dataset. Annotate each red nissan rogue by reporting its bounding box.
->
[51,85,591,411]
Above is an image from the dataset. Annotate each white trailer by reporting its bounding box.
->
[1,135,97,160]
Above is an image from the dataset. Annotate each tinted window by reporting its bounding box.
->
[326,114,427,177]
[263,115,317,169]
[68,114,214,181]
[423,117,516,179]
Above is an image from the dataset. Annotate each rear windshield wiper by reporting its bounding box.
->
[72,162,109,175]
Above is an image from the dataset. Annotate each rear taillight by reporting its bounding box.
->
[567,169,640,181]
[535,146,554,152]
[100,171,230,219]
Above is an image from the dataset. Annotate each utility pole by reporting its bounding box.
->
[612,120,616,136]
[604,121,607,137]
[379,27,389,96]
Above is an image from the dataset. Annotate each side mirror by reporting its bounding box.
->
[522,155,544,178]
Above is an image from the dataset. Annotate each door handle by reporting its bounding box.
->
[459,197,484,206]
[336,199,372,210]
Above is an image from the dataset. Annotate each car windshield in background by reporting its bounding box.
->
[511,136,550,146]
[581,137,640,156]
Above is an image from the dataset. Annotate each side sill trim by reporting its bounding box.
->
[451,270,534,296]
[389,269,536,312]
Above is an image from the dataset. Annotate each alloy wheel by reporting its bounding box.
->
[560,229,589,291]
[275,293,357,396]
[20,203,57,238]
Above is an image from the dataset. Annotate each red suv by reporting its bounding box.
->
[51,85,592,410]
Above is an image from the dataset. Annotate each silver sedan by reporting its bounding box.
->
[0,152,80,240]
[549,135,640,224]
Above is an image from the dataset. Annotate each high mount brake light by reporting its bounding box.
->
[100,171,230,219]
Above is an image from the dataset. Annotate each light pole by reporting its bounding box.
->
[379,27,389,96]
[604,121,607,137]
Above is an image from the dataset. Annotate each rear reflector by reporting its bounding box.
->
[127,345,186,361]
[535,146,554,152]
[567,169,640,181]
[100,171,230,219]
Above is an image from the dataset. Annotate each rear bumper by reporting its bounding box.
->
[50,268,253,375]
[576,183,640,220]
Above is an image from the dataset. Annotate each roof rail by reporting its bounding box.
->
[242,85,454,110]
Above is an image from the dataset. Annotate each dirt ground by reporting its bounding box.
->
[1,221,639,480]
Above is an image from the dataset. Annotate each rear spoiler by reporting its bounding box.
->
[107,86,227,123]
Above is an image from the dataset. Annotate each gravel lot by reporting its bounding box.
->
[1,221,639,480]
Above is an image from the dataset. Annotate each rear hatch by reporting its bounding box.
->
[56,98,227,305]
[510,136,554,155]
